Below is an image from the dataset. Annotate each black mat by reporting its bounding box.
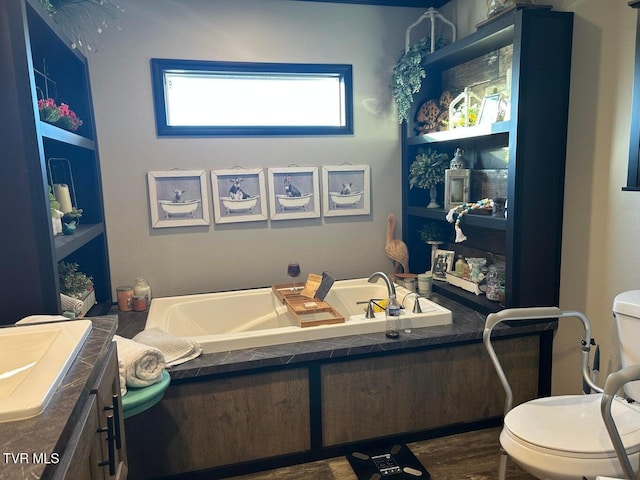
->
[346,443,430,479]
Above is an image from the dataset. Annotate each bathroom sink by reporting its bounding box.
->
[0,320,92,423]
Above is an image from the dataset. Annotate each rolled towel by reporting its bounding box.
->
[61,293,83,315]
[133,327,202,367]
[118,360,127,397]
[113,335,165,388]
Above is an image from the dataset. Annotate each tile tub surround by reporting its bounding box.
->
[116,294,556,380]
[0,316,118,480]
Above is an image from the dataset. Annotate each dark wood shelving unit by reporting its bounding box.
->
[402,8,574,313]
[1,0,111,323]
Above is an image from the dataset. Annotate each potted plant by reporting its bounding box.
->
[391,36,447,124]
[61,207,83,235]
[48,185,63,235]
[58,261,93,298]
[408,147,448,208]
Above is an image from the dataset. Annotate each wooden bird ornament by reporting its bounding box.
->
[385,213,409,274]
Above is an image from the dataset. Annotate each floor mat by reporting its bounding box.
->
[346,443,430,479]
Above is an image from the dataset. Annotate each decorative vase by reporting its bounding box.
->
[427,186,440,208]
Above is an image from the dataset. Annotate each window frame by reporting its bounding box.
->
[627,2,640,190]
[150,58,353,137]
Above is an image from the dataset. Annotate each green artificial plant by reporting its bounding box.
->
[48,185,61,217]
[408,147,448,191]
[419,220,449,244]
[58,261,93,298]
[391,36,447,124]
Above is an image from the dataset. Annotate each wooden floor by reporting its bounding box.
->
[231,427,536,480]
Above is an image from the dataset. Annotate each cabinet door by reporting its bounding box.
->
[92,343,128,479]
[58,394,104,480]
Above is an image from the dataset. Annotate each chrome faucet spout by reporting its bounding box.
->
[367,271,396,298]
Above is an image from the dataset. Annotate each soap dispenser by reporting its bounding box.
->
[385,294,401,339]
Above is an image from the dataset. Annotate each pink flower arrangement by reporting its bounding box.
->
[38,98,83,132]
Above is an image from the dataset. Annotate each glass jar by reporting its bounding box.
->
[116,286,134,312]
[486,265,500,301]
[133,277,152,309]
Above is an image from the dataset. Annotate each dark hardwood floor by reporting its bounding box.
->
[230,427,536,479]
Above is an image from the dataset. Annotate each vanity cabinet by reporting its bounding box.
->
[57,342,128,480]
[0,0,111,324]
[402,8,573,313]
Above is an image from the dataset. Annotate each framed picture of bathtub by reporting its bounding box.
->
[147,170,210,228]
[210,168,268,224]
[321,164,371,217]
[267,167,320,220]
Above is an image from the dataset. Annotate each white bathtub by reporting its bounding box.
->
[145,278,452,354]
[159,199,200,217]
[276,193,312,211]
[221,196,259,214]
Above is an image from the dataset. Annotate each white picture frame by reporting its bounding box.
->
[210,168,268,224]
[432,249,455,280]
[147,170,210,228]
[267,167,320,220]
[321,164,371,217]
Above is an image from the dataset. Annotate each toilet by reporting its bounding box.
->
[494,292,640,480]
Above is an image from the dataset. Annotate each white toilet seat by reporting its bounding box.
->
[501,394,640,479]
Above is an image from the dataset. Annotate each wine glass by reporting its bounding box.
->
[287,262,301,292]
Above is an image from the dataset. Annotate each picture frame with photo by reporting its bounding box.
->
[147,170,210,228]
[321,164,371,217]
[210,168,268,224]
[267,166,320,220]
[478,93,509,125]
[432,249,455,280]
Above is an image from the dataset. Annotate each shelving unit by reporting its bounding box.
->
[402,8,573,313]
[1,0,111,323]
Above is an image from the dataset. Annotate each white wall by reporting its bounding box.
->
[89,0,428,297]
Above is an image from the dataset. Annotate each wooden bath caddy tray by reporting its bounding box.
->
[272,283,345,328]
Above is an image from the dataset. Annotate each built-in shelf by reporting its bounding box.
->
[406,121,510,145]
[54,223,105,261]
[432,281,502,315]
[39,121,95,150]
[407,206,507,231]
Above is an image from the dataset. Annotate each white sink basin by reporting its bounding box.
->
[0,320,92,423]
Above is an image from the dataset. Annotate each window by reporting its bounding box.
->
[150,59,353,137]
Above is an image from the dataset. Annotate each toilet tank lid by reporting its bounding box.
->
[613,290,640,317]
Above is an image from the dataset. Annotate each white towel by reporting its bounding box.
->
[118,360,127,397]
[133,327,202,367]
[113,335,165,388]
[16,315,68,325]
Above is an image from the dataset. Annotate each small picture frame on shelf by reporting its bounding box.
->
[321,164,371,217]
[210,168,268,224]
[444,168,471,210]
[478,93,509,125]
[147,170,210,228]
[432,249,455,280]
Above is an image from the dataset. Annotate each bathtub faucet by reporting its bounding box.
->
[367,271,396,299]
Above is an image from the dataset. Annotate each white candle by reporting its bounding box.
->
[54,184,73,213]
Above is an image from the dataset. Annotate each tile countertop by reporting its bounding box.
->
[0,315,118,480]
[115,294,557,382]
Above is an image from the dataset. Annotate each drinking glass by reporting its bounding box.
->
[287,262,301,291]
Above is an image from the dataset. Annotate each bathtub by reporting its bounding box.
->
[159,199,200,217]
[276,193,312,211]
[221,196,259,214]
[145,278,452,354]
[329,191,363,208]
